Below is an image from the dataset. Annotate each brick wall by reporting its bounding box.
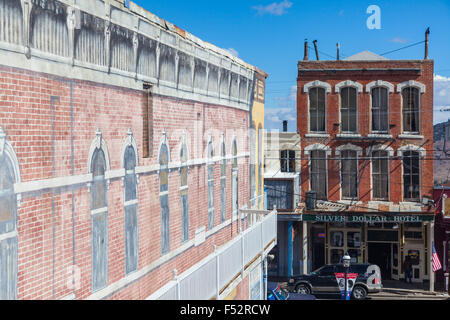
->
[297,60,434,207]
[0,64,250,299]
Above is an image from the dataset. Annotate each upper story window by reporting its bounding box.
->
[310,150,327,200]
[124,144,138,274]
[402,151,420,201]
[232,138,238,216]
[207,139,215,230]
[341,150,358,199]
[90,146,109,292]
[309,87,326,132]
[371,87,389,133]
[159,137,170,255]
[340,87,358,133]
[0,129,20,300]
[281,150,296,173]
[402,87,420,134]
[372,150,389,200]
[180,141,189,242]
[220,139,227,223]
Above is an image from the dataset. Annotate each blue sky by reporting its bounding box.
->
[135,0,450,130]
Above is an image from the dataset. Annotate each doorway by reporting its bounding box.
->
[403,244,424,283]
[368,243,392,280]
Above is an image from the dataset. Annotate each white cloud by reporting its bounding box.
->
[252,1,293,16]
[225,48,239,57]
[390,37,407,44]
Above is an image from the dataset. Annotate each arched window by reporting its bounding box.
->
[90,147,108,291]
[207,139,215,230]
[402,87,420,134]
[220,139,227,223]
[403,151,420,201]
[309,87,326,132]
[0,131,19,300]
[371,87,389,133]
[310,150,327,200]
[340,150,358,199]
[372,150,389,200]
[232,138,238,217]
[124,144,138,274]
[340,87,358,133]
[180,141,189,242]
[159,139,170,255]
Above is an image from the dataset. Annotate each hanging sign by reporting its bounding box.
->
[303,214,434,223]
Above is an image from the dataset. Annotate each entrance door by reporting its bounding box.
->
[368,243,392,280]
[403,244,424,283]
[391,243,399,280]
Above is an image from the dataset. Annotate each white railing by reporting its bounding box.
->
[147,210,277,300]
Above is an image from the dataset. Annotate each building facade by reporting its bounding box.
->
[263,127,301,278]
[0,0,276,300]
[249,68,268,212]
[433,187,450,293]
[296,47,436,285]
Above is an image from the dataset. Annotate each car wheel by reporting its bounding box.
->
[352,286,367,300]
[295,284,311,295]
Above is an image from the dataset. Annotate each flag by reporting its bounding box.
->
[432,242,442,272]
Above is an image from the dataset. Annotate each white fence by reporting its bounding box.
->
[147,210,277,300]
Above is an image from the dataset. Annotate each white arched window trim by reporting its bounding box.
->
[304,80,331,94]
[397,145,426,158]
[178,131,190,164]
[335,80,363,93]
[87,128,111,190]
[397,80,426,94]
[121,129,140,185]
[335,144,363,157]
[158,130,171,167]
[366,144,395,157]
[304,143,332,156]
[366,80,394,93]
[0,126,21,207]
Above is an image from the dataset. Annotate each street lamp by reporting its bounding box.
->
[343,253,351,300]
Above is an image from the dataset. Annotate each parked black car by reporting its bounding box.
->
[267,282,316,300]
[287,263,382,300]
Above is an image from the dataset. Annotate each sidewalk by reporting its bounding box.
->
[377,280,449,298]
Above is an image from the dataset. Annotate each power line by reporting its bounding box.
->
[380,41,426,56]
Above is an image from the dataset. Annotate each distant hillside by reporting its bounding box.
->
[434,121,450,186]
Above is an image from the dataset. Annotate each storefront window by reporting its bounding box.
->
[347,232,361,248]
[348,249,362,263]
[331,249,344,264]
[331,231,344,247]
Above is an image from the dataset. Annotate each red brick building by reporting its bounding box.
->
[0,0,276,300]
[296,45,436,286]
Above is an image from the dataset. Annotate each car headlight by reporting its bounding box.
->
[289,278,295,284]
